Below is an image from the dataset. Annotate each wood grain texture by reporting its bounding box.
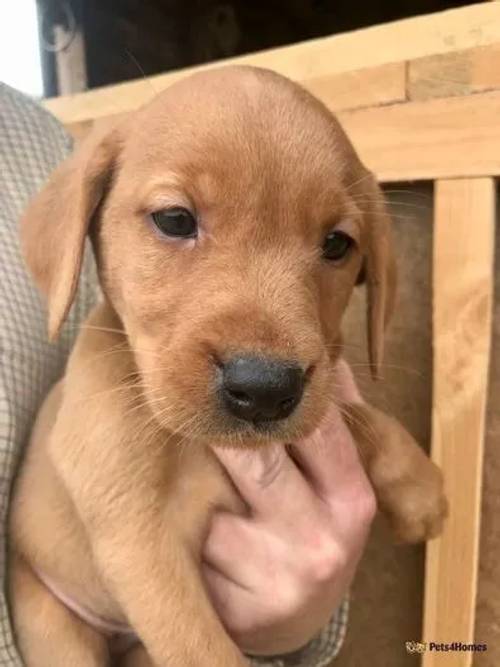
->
[66,86,500,183]
[303,62,406,112]
[63,62,407,143]
[423,178,495,667]
[55,62,408,133]
[337,90,500,182]
[44,3,500,124]
[408,44,500,100]
[474,195,500,667]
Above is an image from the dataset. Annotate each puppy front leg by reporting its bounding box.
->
[92,521,247,667]
[9,553,110,667]
[343,403,448,543]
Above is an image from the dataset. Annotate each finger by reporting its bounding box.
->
[202,563,258,638]
[294,403,372,503]
[202,513,268,584]
[211,442,314,515]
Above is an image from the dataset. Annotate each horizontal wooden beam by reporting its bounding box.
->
[44,3,500,125]
[338,90,500,182]
[66,87,500,183]
[303,62,406,112]
[63,61,407,144]
[423,177,495,666]
[408,44,500,100]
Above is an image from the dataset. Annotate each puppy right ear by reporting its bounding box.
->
[21,125,121,340]
[355,262,366,285]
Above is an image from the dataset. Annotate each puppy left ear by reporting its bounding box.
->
[362,173,397,380]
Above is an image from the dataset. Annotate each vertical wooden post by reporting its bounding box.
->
[423,178,495,666]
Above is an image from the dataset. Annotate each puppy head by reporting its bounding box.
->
[22,66,396,445]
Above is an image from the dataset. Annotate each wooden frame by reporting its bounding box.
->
[42,4,498,664]
[424,178,495,667]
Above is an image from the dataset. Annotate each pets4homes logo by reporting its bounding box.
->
[406,641,488,654]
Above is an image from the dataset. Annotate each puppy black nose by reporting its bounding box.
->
[221,356,305,423]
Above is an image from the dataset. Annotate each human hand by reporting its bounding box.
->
[202,359,376,655]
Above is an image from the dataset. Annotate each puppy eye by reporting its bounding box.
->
[322,230,354,261]
[151,207,197,239]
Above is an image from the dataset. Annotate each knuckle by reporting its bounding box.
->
[305,537,345,583]
[359,486,377,524]
[271,581,304,619]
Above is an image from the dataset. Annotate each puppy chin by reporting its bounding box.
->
[148,399,299,448]
[212,419,290,448]
[195,408,325,449]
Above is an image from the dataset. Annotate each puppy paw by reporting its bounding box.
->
[344,402,449,544]
[379,463,448,544]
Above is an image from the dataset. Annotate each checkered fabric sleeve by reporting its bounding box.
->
[249,598,349,667]
[0,82,348,666]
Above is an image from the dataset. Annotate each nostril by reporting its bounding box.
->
[279,396,297,412]
[227,388,251,403]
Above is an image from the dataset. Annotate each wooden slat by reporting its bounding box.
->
[66,88,500,182]
[408,44,500,100]
[55,61,407,130]
[423,178,495,666]
[63,61,406,143]
[337,90,500,182]
[43,3,500,125]
[302,62,406,111]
